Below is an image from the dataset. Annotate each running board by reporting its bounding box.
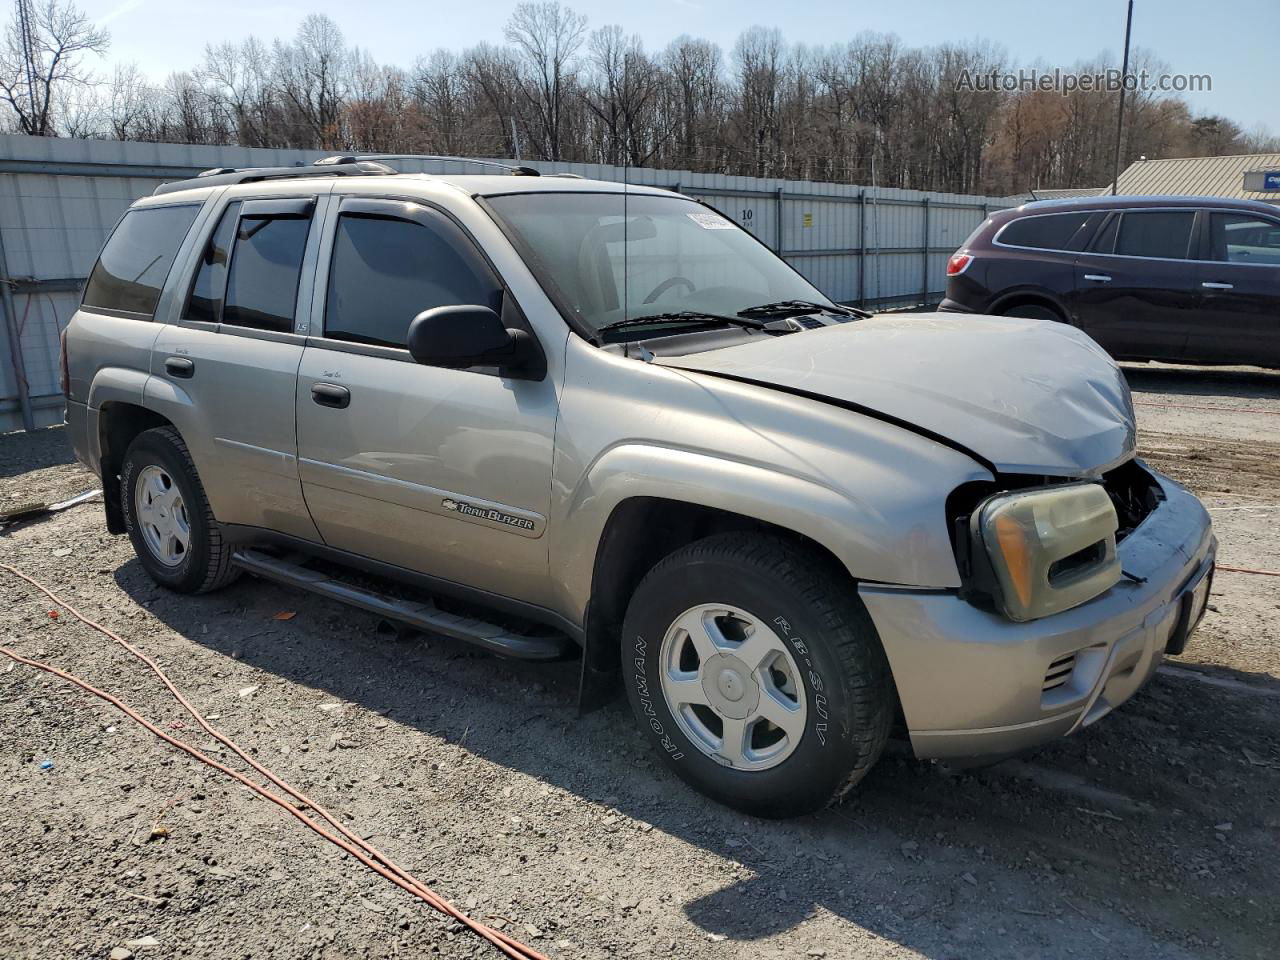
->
[232,549,572,661]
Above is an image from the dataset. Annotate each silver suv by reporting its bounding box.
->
[63,157,1216,817]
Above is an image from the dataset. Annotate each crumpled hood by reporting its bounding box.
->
[658,313,1136,476]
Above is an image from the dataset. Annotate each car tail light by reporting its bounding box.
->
[946,253,973,276]
[59,326,70,398]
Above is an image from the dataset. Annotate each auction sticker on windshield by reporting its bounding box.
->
[687,212,735,229]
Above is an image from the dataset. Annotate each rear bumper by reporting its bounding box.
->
[65,399,95,473]
[936,298,975,314]
[860,470,1214,761]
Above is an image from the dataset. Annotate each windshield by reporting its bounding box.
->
[485,192,835,338]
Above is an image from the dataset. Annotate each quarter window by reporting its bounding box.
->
[222,212,312,332]
[185,202,240,323]
[82,204,201,316]
[1114,211,1195,260]
[323,211,502,348]
[997,212,1091,251]
[1209,213,1280,265]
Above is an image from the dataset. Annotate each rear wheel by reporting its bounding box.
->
[121,426,239,594]
[621,533,894,818]
[999,302,1064,323]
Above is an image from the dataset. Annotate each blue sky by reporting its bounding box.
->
[82,0,1273,133]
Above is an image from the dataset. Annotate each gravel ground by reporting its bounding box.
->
[1,363,1277,960]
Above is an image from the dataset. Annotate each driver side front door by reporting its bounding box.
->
[294,196,560,609]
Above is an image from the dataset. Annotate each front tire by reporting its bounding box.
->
[621,533,893,818]
[120,426,239,594]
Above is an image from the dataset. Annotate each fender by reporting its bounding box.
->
[550,441,972,627]
[85,366,152,472]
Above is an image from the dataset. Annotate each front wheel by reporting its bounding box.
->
[621,533,894,818]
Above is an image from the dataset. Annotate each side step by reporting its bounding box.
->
[232,549,572,661]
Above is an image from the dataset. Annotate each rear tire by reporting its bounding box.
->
[621,533,894,818]
[120,426,239,594]
[999,302,1064,323]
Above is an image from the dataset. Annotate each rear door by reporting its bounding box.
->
[294,195,558,607]
[1072,209,1201,361]
[149,191,326,542]
[1190,210,1280,366]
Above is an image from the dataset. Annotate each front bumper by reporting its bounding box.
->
[860,470,1215,761]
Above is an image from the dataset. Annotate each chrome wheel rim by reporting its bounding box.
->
[134,465,190,567]
[659,603,806,771]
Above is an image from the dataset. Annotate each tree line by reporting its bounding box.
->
[3,0,1276,196]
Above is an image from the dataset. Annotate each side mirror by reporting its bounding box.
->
[406,304,543,380]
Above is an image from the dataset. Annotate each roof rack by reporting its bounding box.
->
[153,159,396,196]
[347,154,542,177]
[153,153,541,197]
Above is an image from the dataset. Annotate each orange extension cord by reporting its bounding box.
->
[0,563,551,960]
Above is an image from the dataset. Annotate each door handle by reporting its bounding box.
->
[1083,274,1112,283]
[311,382,350,409]
[1201,281,1234,290]
[164,357,194,378]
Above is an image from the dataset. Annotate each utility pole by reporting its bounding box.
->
[15,0,42,133]
[1111,0,1135,195]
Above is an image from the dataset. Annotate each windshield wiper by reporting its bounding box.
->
[597,311,768,335]
[737,299,870,320]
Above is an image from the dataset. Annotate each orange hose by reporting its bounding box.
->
[1215,564,1280,578]
[0,563,551,960]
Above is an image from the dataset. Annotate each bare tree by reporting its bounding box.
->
[504,1,586,160]
[273,14,348,149]
[0,0,107,135]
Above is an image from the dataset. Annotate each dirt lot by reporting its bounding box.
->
[2,363,1277,960]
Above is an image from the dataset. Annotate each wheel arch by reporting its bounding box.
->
[576,495,860,712]
[990,289,1071,322]
[97,401,177,534]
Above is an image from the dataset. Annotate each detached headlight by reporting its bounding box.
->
[973,482,1120,622]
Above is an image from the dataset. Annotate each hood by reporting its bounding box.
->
[658,313,1135,476]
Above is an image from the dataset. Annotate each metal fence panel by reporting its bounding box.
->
[0,133,1015,432]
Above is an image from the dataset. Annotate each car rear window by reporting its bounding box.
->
[82,204,201,317]
[997,212,1091,251]
[1114,211,1195,259]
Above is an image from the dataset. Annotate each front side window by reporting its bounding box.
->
[324,211,502,348]
[485,192,833,337]
[997,212,1091,251]
[1209,213,1280,265]
[82,204,201,316]
[1114,211,1195,260]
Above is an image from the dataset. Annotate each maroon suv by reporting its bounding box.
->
[940,195,1280,368]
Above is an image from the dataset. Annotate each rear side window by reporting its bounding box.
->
[1114,211,1195,259]
[1209,213,1280,265]
[324,212,501,348]
[222,212,311,332]
[997,212,1091,251]
[82,204,201,317]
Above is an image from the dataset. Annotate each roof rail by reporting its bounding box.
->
[344,154,541,177]
[153,159,396,196]
[153,153,544,196]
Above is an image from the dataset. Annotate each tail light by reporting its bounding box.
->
[59,326,71,398]
[946,253,974,276]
